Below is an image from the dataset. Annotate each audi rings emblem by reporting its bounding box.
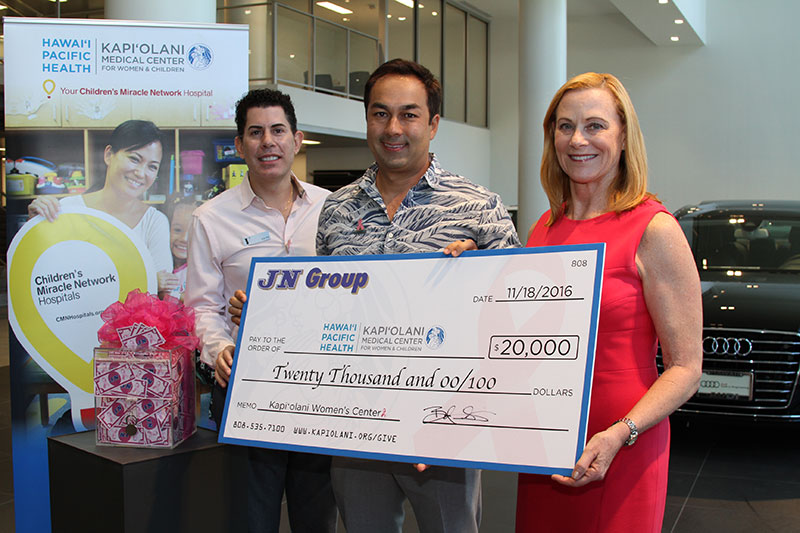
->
[702,336,753,357]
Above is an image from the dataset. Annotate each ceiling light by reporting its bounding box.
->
[48,0,68,2]
[674,19,684,24]
[387,14,392,18]
[658,0,668,4]
[289,53,296,59]
[343,17,350,21]
[0,5,7,9]
[431,11,438,16]
[302,140,321,145]
[316,2,353,15]
[398,16,407,21]
[244,9,251,15]
[394,0,414,8]
[419,3,425,8]
[670,36,680,42]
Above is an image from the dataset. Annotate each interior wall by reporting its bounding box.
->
[474,0,520,207]
[568,0,800,211]
[292,151,308,182]
[431,119,492,188]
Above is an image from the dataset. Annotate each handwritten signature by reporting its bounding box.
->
[422,405,495,425]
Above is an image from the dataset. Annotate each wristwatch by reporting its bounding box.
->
[616,417,639,446]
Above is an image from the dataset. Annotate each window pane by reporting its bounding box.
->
[316,20,347,93]
[388,0,413,61]
[218,5,272,82]
[418,0,442,80]
[277,7,312,85]
[444,4,465,121]
[314,0,379,38]
[284,0,311,13]
[217,0,261,7]
[467,15,487,127]
[350,33,379,98]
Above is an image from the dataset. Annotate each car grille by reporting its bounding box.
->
[656,328,800,418]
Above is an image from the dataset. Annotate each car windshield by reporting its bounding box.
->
[680,213,800,272]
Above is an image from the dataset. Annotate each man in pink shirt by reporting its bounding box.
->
[184,89,336,532]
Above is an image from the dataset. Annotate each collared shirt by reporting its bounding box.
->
[316,154,520,256]
[186,174,330,366]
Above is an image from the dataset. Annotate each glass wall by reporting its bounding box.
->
[467,15,487,127]
[217,4,272,84]
[215,1,484,121]
[315,19,348,94]
[443,4,466,122]
[351,32,379,97]
[418,0,442,80]
[388,0,414,61]
[315,0,380,38]
[277,0,310,12]
[276,6,313,86]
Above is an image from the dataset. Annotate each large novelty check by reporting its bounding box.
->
[220,245,604,475]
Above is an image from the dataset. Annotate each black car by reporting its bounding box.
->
[660,200,800,421]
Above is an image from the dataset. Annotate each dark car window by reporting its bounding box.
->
[686,215,800,271]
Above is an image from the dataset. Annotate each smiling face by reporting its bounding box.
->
[169,203,195,265]
[366,74,439,182]
[104,141,162,198]
[235,105,303,186]
[554,87,626,191]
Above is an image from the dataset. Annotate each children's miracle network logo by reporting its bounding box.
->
[187,44,213,70]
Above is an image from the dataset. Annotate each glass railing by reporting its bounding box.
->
[218,2,379,100]
[217,1,484,124]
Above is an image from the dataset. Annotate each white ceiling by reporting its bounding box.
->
[567,0,619,17]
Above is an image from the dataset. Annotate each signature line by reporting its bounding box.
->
[423,421,568,432]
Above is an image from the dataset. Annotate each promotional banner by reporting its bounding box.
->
[4,18,246,129]
[221,246,605,475]
[4,18,248,532]
[9,207,157,431]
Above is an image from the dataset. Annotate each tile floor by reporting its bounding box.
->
[1,303,799,532]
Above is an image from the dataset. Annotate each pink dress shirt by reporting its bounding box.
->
[185,174,330,366]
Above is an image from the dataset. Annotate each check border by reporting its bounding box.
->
[219,244,605,475]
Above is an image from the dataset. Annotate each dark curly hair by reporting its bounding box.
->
[235,88,298,135]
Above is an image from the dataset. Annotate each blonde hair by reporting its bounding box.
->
[540,72,657,225]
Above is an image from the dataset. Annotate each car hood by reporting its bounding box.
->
[701,272,800,332]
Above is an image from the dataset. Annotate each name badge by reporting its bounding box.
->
[243,231,270,246]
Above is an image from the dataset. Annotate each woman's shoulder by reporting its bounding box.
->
[613,198,672,235]
[141,204,169,227]
[629,197,671,218]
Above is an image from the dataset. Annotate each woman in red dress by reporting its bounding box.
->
[515,73,702,532]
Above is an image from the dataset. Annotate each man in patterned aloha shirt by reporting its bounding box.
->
[316,58,520,533]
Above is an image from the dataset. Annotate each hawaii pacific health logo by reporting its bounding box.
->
[187,43,213,70]
[425,326,446,350]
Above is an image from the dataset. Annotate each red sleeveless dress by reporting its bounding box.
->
[516,200,671,533]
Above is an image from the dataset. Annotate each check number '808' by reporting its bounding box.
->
[488,335,580,360]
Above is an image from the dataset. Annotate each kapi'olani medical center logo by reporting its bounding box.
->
[40,38,213,74]
[188,44,213,70]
